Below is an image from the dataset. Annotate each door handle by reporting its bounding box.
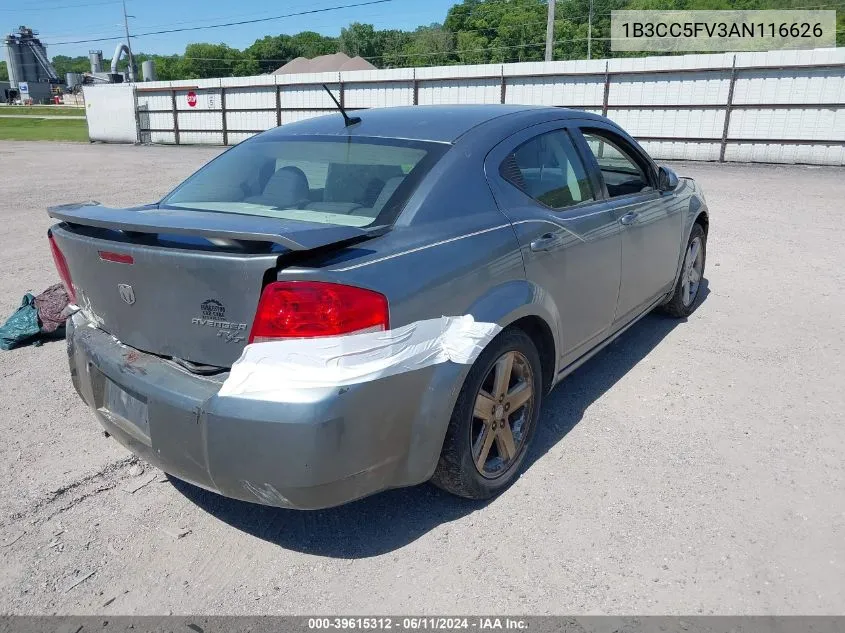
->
[619,211,639,226]
[530,233,561,252]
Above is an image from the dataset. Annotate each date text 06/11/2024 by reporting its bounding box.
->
[307,617,529,630]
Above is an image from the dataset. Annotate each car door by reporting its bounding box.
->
[573,125,685,324]
[485,121,622,368]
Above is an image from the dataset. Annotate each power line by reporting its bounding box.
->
[43,0,396,45]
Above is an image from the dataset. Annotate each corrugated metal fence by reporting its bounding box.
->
[86,48,845,165]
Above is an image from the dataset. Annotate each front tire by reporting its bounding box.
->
[431,328,542,500]
[661,223,706,318]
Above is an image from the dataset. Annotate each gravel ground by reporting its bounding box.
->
[0,141,843,615]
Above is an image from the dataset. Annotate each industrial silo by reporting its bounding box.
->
[66,72,82,89]
[141,59,156,81]
[18,34,38,83]
[89,49,103,73]
[3,34,21,88]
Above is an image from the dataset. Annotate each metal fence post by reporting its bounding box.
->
[602,61,610,117]
[720,55,738,163]
[275,85,282,127]
[220,87,228,146]
[412,68,418,106]
[132,86,141,144]
[500,65,506,104]
[170,88,179,145]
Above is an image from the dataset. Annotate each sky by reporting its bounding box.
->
[0,0,457,59]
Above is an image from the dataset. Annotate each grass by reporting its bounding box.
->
[0,105,85,116]
[0,117,89,142]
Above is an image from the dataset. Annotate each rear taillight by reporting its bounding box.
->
[48,233,76,303]
[249,281,389,343]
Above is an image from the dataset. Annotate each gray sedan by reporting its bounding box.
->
[48,104,708,509]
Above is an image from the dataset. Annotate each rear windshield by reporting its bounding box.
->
[162,134,447,227]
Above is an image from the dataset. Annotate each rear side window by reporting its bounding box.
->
[163,135,447,228]
[581,130,652,198]
[499,130,594,210]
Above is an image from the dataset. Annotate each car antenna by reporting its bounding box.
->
[322,84,361,127]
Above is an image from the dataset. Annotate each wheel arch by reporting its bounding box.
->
[503,315,556,395]
[694,209,709,235]
[465,278,561,390]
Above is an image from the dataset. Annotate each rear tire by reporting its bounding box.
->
[661,223,706,318]
[431,328,542,500]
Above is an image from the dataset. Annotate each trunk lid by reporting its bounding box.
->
[49,203,379,368]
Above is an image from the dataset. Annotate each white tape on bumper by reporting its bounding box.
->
[217,315,502,400]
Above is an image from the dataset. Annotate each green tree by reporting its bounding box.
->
[150,55,187,81]
[181,43,246,78]
[0,61,8,81]
[444,0,547,64]
[374,29,412,67]
[243,35,298,74]
[289,31,337,58]
[400,24,456,66]
[455,31,489,64]
[338,22,382,59]
[51,55,91,77]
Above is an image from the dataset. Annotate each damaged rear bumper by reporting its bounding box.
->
[66,313,460,509]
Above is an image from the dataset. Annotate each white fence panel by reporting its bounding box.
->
[225,86,276,109]
[279,84,336,109]
[608,108,725,139]
[84,49,845,165]
[730,107,845,140]
[733,68,845,104]
[505,75,604,107]
[135,90,171,111]
[177,110,221,131]
[609,71,732,106]
[344,82,413,108]
[725,142,845,165]
[281,109,332,125]
[417,79,500,105]
[226,110,276,132]
[228,132,258,145]
[83,84,136,143]
[640,141,722,161]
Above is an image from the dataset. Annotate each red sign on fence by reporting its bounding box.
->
[186,91,197,108]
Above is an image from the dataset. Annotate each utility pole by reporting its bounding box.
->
[544,0,555,62]
[122,0,135,82]
[587,0,593,60]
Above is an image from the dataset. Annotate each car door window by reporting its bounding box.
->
[581,130,652,198]
[499,129,594,210]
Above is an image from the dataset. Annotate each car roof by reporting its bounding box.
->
[264,104,593,143]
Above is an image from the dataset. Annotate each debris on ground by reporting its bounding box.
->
[123,473,157,494]
[63,570,96,593]
[34,283,74,334]
[0,283,73,350]
[2,531,25,547]
[161,527,192,540]
[0,294,40,350]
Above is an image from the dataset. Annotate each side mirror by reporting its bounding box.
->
[658,166,679,192]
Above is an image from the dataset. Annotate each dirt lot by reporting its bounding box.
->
[0,141,843,615]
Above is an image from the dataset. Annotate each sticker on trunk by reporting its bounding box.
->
[191,299,247,342]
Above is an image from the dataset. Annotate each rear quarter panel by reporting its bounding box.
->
[273,138,561,483]
[668,176,710,291]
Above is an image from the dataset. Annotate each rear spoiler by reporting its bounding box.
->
[47,202,387,251]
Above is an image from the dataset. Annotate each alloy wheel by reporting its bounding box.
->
[471,350,535,479]
[682,236,703,307]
